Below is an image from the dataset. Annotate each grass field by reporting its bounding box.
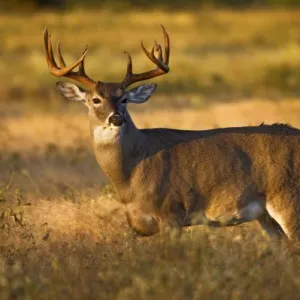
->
[2,9,300,103]
[1,8,300,300]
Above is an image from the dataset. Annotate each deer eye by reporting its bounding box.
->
[92,98,101,104]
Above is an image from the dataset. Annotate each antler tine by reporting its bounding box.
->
[124,51,133,76]
[57,41,66,68]
[43,27,96,90]
[44,28,57,69]
[122,26,170,88]
[78,46,88,75]
[140,40,168,72]
[161,24,170,65]
[156,44,163,64]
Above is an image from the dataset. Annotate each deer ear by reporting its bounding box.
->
[126,83,157,104]
[56,82,86,102]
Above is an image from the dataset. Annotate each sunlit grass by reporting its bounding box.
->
[1,8,300,300]
[2,9,300,101]
[1,96,300,300]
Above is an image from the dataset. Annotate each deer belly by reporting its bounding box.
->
[204,201,265,227]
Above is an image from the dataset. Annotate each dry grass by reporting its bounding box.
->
[1,99,300,299]
[1,8,300,300]
[2,9,300,102]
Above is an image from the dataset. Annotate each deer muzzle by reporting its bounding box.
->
[108,112,124,127]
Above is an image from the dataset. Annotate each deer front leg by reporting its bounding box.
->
[124,201,185,237]
[125,210,182,238]
[124,207,160,236]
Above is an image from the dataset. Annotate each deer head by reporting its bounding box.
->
[44,26,170,129]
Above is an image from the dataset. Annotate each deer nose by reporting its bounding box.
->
[108,112,124,127]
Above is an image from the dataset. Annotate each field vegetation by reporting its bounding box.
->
[2,9,300,104]
[0,8,300,299]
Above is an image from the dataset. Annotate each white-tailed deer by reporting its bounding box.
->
[44,26,300,240]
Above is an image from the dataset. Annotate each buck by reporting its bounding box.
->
[44,26,300,240]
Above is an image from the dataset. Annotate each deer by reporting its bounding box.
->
[43,26,300,241]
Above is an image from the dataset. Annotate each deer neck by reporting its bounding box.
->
[90,112,147,188]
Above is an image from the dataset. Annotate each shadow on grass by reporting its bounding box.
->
[0,147,107,200]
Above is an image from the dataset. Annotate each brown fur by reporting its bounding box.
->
[55,77,300,240]
[50,25,299,240]
[110,124,300,239]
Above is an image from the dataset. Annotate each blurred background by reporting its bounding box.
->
[1,0,300,203]
[1,0,300,106]
[0,2,300,299]
[2,0,300,205]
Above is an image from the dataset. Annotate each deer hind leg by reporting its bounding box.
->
[257,212,285,238]
[266,197,300,241]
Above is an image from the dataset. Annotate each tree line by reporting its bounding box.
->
[1,0,300,10]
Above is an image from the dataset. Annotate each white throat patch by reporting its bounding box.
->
[93,125,122,144]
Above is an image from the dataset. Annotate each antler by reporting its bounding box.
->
[122,25,170,89]
[44,28,96,90]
